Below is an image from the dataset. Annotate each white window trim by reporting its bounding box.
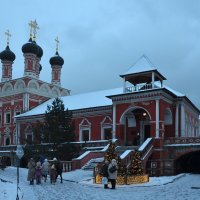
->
[4,112,11,124]
[79,127,91,142]
[79,118,91,142]
[101,116,112,140]
[101,126,112,140]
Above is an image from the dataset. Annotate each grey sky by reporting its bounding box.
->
[0,0,200,108]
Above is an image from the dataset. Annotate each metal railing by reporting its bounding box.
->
[164,137,200,145]
[125,83,153,93]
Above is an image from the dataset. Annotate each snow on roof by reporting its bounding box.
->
[120,54,156,76]
[16,87,123,118]
[16,82,185,119]
[154,82,184,97]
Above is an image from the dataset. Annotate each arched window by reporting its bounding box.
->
[101,116,112,140]
[79,118,91,142]
[164,108,173,125]
[127,113,136,127]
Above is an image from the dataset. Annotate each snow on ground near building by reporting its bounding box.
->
[1,167,200,200]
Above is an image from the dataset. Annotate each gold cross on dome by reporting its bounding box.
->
[55,36,59,52]
[32,19,39,41]
[5,30,11,46]
[28,20,34,39]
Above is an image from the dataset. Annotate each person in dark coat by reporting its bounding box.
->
[55,159,63,183]
[101,160,109,189]
[27,158,36,185]
[50,158,57,185]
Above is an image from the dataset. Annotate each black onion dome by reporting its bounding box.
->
[0,45,16,62]
[49,51,64,66]
[37,44,43,58]
[22,38,38,55]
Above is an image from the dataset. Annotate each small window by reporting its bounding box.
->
[82,130,89,141]
[5,138,10,145]
[15,111,21,116]
[104,128,112,140]
[5,113,11,124]
[26,134,33,144]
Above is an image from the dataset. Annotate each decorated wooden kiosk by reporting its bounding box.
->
[94,142,149,185]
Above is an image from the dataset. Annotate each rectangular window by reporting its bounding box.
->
[82,130,89,141]
[26,135,33,144]
[104,128,112,140]
[15,111,21,116]
[5,113,11,124]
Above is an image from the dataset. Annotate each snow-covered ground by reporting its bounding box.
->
[1,167,200,200]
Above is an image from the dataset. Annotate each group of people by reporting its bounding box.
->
[27,157,63,185]
[101,159,118,189]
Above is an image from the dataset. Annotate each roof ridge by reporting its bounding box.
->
[120,54,157,76]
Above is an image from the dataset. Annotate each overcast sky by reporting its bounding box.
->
[0,0,200,108]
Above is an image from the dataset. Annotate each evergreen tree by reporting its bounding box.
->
[30,97,79,160]
[127,151,144,175]
[104,142,118,162]
[45,98,75,141]
[117,156,127,176]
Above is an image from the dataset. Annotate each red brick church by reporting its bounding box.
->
[16,54,200,144]
[1,21,200,176]
[15,53,200,175]
[0,22,69,146]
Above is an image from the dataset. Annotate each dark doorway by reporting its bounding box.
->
[6,138,10,146]
[175,151,200,174]
[144,125,150,141]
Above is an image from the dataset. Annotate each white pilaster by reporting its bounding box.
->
[123,78,126,93]
[181,103,185,136]
[156,99,159,138]
[175,102,179,137]
[112,104,116,139]
[152,72,155,89]
[23,93,29,112]
[100,123,103,140]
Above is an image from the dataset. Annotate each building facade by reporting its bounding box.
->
[0,26,70,146]
[14,54,200,175]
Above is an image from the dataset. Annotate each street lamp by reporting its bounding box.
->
[16,145,24,200]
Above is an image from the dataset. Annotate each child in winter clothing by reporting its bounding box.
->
[50,158,57,184]
[35,161,42,184]
[42,159,49,182]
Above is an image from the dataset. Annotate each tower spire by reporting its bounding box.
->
[5,30,11,46]
[55,36,59,53]
[32,19,39,42]
[28,20,34,40]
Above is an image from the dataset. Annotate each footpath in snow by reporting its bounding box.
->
[1,167,200,200]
